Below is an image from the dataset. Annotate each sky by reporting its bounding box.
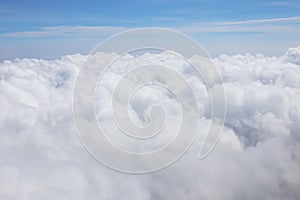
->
[0,0,300,59]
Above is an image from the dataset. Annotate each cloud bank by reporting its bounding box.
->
[0,46,300,199]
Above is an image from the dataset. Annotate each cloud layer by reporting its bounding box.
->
[0,46,300,199]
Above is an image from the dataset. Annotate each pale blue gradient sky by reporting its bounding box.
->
[0,0,300,60]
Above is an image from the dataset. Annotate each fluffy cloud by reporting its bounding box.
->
[0,46,300,199]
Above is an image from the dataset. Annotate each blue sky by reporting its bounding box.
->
[0,0,300,60]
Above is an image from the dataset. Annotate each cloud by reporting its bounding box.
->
[4,15,300,39]
[0,46,300,199]
[3,26,127,38]
[177,18,300,36]
[284,45,300,65]
[218,16,300,25]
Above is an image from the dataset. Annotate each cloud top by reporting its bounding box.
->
[0,46,300,199]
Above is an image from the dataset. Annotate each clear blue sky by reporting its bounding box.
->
[1,0,300,60]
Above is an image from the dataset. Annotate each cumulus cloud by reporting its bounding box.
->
[284,45,300,65]
[0,45,300,199]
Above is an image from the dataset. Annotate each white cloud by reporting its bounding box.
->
[3,26,127,38]
[0,46,300,199]
[218,16,300,25]
[4,15,300,39]
[284,45,300,65]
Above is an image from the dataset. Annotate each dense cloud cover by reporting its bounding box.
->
[0,46,300,200]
